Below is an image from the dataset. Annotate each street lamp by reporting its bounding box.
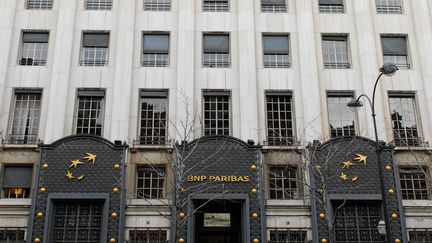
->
[347,63,398,243]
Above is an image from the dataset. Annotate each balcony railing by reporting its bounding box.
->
[4,134,39,145]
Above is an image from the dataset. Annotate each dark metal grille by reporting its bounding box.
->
[144,0,171,11]
[399,167,429,200]
[0,228,25,243]
[51,201,103,243]
[203,95,230,136]
[376,0,402,14]
[409,229,432,243]
[136,166,165,199]
[75,96,104,136]
[26,0,53,10]
[129,229,168,243]
[139,97,167,145]
[327,93,356,138]
[334,202,384,243]
[266,94,294,146]
[269,166,298,199]
[9,92,41,145]
[85,0,112,10]
[268,229,307,243]
[203,0,229,12]
[389,94,421,147]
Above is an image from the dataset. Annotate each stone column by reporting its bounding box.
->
[237,0,259,142]
[44,0,76,142]
[295,0,322,142]
[109,0,136,141]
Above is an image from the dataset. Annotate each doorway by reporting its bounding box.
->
[194,199,243,243]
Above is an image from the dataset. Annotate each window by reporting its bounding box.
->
[75,90,104,136]
[80,32,109,66]
[203,34,230,68]
[262,35,290,68]
[26,0,53,10]
[85,0,112,10]
[269,229,307,243]
[399,167,429,200]
[144,0,171,11]
[203,91,230,136]
[8,91,42,144]
[142,34,169,67]
[376,0,402,14]
[322,35,350,69]
[409,229,432,242]
[19,32,49,66]
[1,166,33,198]
[0,228,25,242]
[327,92,356,138]
[334,201,384,242]
[381,35,410,69]
[50,201,103,243]
[139,90,168,145]
[203,0,229,12]
[269,166,298,199]
[266,91,295,146]
[129,229,168,243]
[261,0,286,12]
[319,0,344,13]
[389,93,421,146]
[136,166,165,199]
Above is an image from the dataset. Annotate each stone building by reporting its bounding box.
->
[0,0,431,242]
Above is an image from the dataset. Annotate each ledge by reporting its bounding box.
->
[0,199,31,206]
[126,198,171,206]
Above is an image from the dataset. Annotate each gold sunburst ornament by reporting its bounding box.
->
[65,153,97,182]
[354,153,368,165]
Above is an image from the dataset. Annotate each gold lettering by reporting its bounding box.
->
[243,176,250,182]
[209,176,216,181]
[201,176,207,182]
[221,176,228,182]
[188,176,194,182]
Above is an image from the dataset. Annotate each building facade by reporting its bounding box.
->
[0,0,431,242]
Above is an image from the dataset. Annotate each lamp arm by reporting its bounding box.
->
[371,72,384,117]
[356,94,373,110]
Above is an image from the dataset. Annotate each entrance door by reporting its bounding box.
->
[194,200,242,243]
[50,200,104,243]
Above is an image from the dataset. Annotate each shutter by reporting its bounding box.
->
[143,34,169,53]
[82,33,109,47]
[77,90,105,97]
[263,36,289,53]
[203,35,229,52]
[381,36,408,55]
[2,167,33,188]
[262,0,285,5]
[22,32,49,43]
[140,90,168,98]
[319,0,343,5]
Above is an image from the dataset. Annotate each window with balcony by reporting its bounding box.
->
[268,166,299,199]
[319,0,344,13]
[144,0,170,11]
[1,166,33,198]
[203,34,230,68]
[85,0,112,10]
[327,92,356,138]
[265,91,295,146]
[388,93,421,146]
[269,229,307,243]
[139,90,168,145]
[8,90,42,144]
[142,34,169,67]
[376,0,402,14]
[399,167,429,200]
[80,32,109,66]
[203,0,229,12]
[381,35,410,69]
[75,90,104,136]
[263,35,290,68]
[261,0,286,12]
[19,32,49,66]
[322,34,350,69]
[26,0,53,10]
[136,166,165,199]
[203,91,230,136]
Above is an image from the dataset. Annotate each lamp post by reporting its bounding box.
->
[347,63,398,242]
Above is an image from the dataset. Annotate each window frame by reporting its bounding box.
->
[79,31,110,66]
[321,34,351,69]
[262,34,291,68]
[1,165,33,199]
[380,34,411,69]
[326,91,357,138]
[138,89,169,146]
[18,30,50,66]
[26,0,53,10]
[141,32,170,67]
[143,0,171,11]
[318,0,345,14]
[135,165,166,199]
[268,165,300,200]
[203,0,230,12]
[202,33,231,68]
[261,0,287,13]
[73,89,105,136]
[84,0,112,11]
[267,228,308,243]
[398,166,430,200]
[128,228,169,243]
[375,0,403,14]
[202,90,231,136]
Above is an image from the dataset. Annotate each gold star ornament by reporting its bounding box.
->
[83,153,97,164]
[354,153,368,165]
[69,159,83,168]
[341,161,354,169]
[66,171,75,180]
[340,173,348,181]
